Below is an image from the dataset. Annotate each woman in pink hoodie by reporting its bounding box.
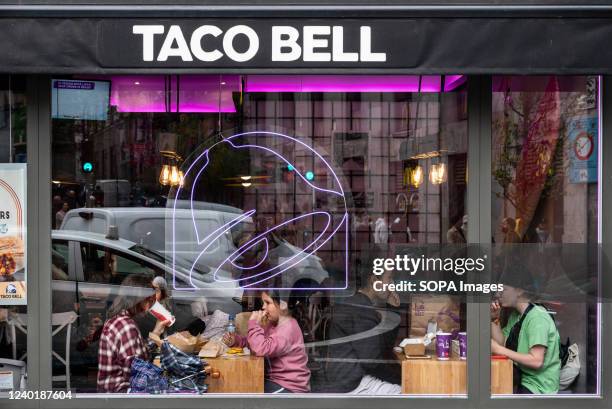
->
[223,291,310,393]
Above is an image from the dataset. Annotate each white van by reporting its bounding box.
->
[95,179,131,207]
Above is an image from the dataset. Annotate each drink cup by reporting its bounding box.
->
[149,301,175,326]
[436,332,452,360]
[458,332,467,360]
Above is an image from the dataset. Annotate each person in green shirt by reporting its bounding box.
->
[490,276,561,394]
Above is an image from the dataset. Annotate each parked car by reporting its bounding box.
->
[51,229,244,390]
[52,229,243,319]
[60,205,329,291]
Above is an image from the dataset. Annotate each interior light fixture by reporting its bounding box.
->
[410,165,424,188]
[169,166,181,187]
[159,151,184,187]
[430,162,447,185]
[409,150,447,160]
[159,164,171,186]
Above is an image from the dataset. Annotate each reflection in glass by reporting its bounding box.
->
[491,75,600,395]
[50,74,468,395]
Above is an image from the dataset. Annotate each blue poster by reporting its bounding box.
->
[568,117,598,184]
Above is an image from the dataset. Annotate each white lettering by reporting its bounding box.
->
[332,26,358,62]
[190,25,224,62]
[271,26,302,61]
[223,25,259,62]
[372,258,385,275]
[373,280,382,291]
[157,25,193,62]
[409,257,421,276]
[133,25,165,62]
[303,26,331,62]
[133,24,388,64]
[360,26,386,62]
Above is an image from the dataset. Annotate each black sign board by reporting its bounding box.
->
[1,17,612,73]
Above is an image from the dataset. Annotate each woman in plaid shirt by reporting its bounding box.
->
[97,273,170,393]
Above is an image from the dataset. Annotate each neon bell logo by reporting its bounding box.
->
[170,131,349,291]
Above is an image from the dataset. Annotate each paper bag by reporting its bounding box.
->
[150,331,199,354]
[199,339,224,358]
[409,294,461,337]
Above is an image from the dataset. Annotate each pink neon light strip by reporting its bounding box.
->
[104,74,465,113]
[109,75,239,113]
[245,75,465,93]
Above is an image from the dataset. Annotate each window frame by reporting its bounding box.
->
[6,74,609,409]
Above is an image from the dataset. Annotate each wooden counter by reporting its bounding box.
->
[153,354,265,393]
[204,355,264,393]
[400,356,513,395]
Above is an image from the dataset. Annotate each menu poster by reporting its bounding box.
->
[0,164,26,305]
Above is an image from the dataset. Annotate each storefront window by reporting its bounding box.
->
[0,75,28,393]
[50,74,469,395]
[491,76,600,396]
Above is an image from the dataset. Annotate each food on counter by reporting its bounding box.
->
[200,340,224,358]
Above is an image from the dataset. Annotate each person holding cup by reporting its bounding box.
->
[490,266,560,394]
[97,273,171,393]
[222,290,310,393]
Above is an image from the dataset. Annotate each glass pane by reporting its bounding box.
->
[491,75,600,396]
[0,75,28,394]
[51,74,468,395]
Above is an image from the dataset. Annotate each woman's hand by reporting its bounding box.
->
[151,319,171,337]
[388,291,401,308]
[490,300,501,320]
[222,332,236,347]
[491,339,504,355]
[250,310,264,324]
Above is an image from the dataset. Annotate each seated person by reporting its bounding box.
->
[318,252,401,394]
[222,290,310,393]
[97,273,170,393]
[491,271,560,394]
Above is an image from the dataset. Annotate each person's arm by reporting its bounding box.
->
[491,341,546,370]
[491,313,552,370]
[490,301,505,345]
[117,323,149,367]
[233,332,248,348]
[145,319,170,357]
[246,320,291,358]
[491,322,505,345]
